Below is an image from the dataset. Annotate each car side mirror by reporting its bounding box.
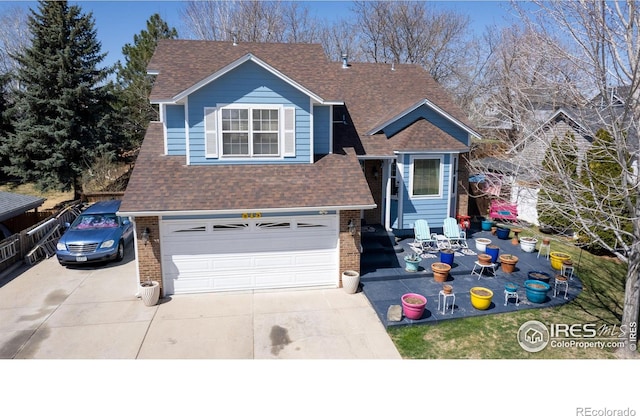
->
[122,219,130,226]
[64,222,71,228]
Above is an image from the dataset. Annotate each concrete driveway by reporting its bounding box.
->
[0,250,400,359]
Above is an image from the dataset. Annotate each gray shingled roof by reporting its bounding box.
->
[0,191,45,222]
[147,40,477,143]
[119,123,375,214]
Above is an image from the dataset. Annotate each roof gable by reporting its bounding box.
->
[366,99,480,139]
[148,40,339,103]
[161,53,328,104]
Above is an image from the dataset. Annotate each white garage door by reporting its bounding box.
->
[160,215,339,295]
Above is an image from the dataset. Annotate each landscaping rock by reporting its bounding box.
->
[387,305,402,321]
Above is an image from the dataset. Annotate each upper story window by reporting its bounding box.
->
[205,105,295,159]
[410,156,443,198]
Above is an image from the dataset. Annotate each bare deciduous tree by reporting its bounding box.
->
[0,6,30,76]
[180,0,321,44]
[350,1,471,85]
[473,24,587,143]
[179,0,235,41]
[503,0,640,355]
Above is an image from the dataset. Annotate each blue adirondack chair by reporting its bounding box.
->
[414,219,438,252]
[443,217,467,248]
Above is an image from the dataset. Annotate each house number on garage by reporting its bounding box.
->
[242,212,262,219]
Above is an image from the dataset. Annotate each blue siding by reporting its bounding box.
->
[166,105,186,155]
[313,105,331,154]
[187,61,312,165]
[398,154,451,231]
[384,105,468,146]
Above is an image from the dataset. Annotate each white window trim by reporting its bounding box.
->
[409,155,444,199]
[206,103,295,160]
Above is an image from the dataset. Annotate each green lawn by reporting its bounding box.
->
[388,229,627,359]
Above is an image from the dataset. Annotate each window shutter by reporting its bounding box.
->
[283,107,295,157]
[205,107,218,158]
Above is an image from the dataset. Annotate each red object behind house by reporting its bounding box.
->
[489,201,518,221]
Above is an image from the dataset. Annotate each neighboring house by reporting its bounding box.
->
[485,90,636,226]
[119,40,479,296]
[473,107,595,226]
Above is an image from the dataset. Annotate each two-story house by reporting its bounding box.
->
[119,40,479,296]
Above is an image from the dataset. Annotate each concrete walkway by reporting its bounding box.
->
[0,253,400,359]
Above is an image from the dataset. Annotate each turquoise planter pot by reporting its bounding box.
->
[404,256,421,272]
[524,280,551,303]
[481,220,493,231]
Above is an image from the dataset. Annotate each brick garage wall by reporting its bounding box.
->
[339,210,361,287]
[135,216,163,295]
[363,160,382,225]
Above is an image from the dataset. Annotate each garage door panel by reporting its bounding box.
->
[253,267,335,287]
[161,215,339,295]
[294,251,336,266]
[170,257,212,272]
[164,236,335,255]
[253,254,295,268]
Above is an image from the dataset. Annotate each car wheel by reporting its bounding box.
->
[116,240,125,262]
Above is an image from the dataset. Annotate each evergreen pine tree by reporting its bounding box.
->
[0,1,113,197]
[114,13,177,153]
[537,132,579,234]
[0,73,14,182]
[579,129,634,252]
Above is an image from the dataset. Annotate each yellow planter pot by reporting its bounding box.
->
[550,252,571,270]
[470,287,493,310]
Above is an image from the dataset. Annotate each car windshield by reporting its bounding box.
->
[72,214,119,230]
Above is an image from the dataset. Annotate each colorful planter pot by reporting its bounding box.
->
[470,287,493,310]
[475,238,492,253]
[528,270,552,284]
[550,252,571,270]
[520,237,538,253]
[401,293,427,320]
[404,255,421,272]
[496,227,510,240]
[485,245,500,263]
[439,249,455,266]
[481,219,493,231]
[505,282,518,293]
[524,280,551,303]
[499,254,519,273]
[431,262,451,282]
[477,253,492,265]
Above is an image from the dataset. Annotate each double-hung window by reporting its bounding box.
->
[221,108,250,156]
[251,109,279,156]
[205,105,295,159]
[410,156,443,198]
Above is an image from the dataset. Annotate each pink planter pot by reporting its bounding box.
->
[401,293,427,320]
